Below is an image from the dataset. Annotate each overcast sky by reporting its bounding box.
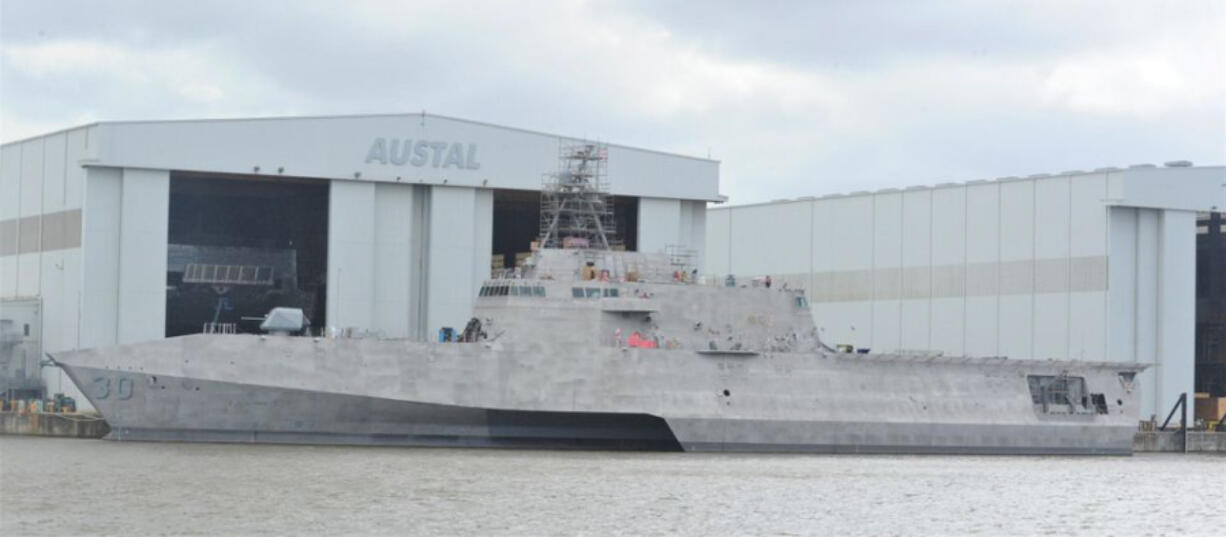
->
[2,1,1223,204]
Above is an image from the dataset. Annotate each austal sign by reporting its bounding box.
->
[364,138,481,169]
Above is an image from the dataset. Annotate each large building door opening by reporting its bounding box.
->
[166,172,329,336]
[612,196,638,252]
[492,190,540,276]
[492,190,638,277]
[1197,212,1225,397]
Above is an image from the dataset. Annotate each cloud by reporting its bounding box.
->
[1,1,1222,203]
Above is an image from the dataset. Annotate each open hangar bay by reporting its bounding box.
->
[0,113,716,409]
[706,164,1226,420]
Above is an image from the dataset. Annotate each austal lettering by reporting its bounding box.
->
[365,138,480,170]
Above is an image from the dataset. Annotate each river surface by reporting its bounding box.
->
[0,436,1221,536]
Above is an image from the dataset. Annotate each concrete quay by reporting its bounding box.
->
[1133,431,1226,453]
[0,411,109,439]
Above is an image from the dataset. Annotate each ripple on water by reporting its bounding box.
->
[0,436,1222,536]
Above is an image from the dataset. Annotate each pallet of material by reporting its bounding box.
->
[1194,393,1226,422]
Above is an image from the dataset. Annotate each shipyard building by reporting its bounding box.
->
[706,165,1226,420]
[0,113,718,408]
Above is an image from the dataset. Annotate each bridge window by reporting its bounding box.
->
[1027,375,1102,414]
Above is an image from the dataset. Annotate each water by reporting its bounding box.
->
[1,436,1220,536]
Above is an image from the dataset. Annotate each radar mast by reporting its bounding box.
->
[538,142,620,250]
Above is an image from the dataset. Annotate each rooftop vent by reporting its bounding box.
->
[1164,160,1193,168]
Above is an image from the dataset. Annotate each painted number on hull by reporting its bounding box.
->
[92,377,134,400]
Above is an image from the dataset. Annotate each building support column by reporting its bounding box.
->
[1156,209,1197,419]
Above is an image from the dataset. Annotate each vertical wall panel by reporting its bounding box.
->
[1135,209,1160,412]
[997,180,1034,359]
[472,189,494,293]
[827,196,874,348]
[1156,210,1196,418]
[964,182,1000,356]
[372,183,415,337]
[1068,174,1109,361]
[637,197,682,254]
[1107,207,1139,364]
[80,167,122,348]
[64,129,88,211]
[930,187,966,355]
[810,199,834,342]
[0,144,20,220]
[116,168,169,344]
[871,192,902,352]
[899,189,931,351]
[1032,177,1070,359]
[19,140,43,218]
[704,208,730,276]
[0,144,22,297]
[16,140,45,296]
[426,186,489,335]
[728,202,809,279]
[327,181,377,331]
[42,134,67,213]
[684,200,707,270]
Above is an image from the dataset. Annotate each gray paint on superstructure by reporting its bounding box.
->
[53,249,1147,455]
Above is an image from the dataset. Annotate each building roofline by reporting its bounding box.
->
[2,112,721,164]
[1,123,101,147]
[711,164,1225,211]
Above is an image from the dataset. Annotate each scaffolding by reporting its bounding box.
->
[538,142,620,250]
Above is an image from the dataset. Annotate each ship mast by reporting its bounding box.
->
[538,142,620,250]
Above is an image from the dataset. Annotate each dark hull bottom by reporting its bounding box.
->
[105,428,1133,456]
[71,366,1134,455]
[107,414,684,452]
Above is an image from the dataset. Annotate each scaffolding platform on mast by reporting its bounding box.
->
[538,141,621,251]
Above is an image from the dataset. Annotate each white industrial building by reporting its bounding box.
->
[1,113,717,408]
[707,165,1226,419]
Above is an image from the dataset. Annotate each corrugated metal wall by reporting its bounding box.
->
[708,169,1211,418]
[0,127,94,406]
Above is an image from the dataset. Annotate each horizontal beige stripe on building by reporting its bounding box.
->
[750,256,1107,302]
[0,209,83,257]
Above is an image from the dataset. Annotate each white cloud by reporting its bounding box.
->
[1041,53,1212,119]
[0,1,1222,203]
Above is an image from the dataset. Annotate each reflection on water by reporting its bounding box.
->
[1,436,1220,536]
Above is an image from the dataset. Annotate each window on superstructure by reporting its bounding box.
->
[603,288,619,297]
[572,288,585,298]
[518,286,532,296]
[1026,375,1089,412]
[534,286,546,297]
[585,288,602,298]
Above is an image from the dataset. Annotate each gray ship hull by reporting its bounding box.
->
[54,334,1143,455]
[59,365,681,450]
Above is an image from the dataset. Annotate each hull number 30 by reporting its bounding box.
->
[92,377,134,400]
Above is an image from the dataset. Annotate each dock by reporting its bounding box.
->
[0,411,109,439]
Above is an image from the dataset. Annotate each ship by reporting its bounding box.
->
[50,247,1146,455]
